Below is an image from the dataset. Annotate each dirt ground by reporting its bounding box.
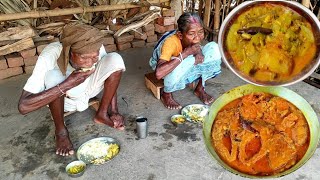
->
[0,47,320,180]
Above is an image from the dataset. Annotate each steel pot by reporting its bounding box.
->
[218,0,320,86]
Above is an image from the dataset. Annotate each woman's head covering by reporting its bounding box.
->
[57,22,105,75]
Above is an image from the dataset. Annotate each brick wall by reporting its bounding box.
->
[0,9,176,80]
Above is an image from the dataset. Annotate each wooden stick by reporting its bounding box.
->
[203,0,211,28]
[33,0,37,27]
[213,0,221,41]
[124,10,157,25]
[45,0,52,5]
[36,22,65,29]
[0,26,37,41]
[309,0,319,12]
[0,35,54,46]
[0,40,16,46]
[222,0,227,21]
[33,35,55,42]
[0,0,169,22]
[301,0,310,8]
[198,0,204,18]
[226,0,232,17]
[114,12,160,37]
[0,38,34,56]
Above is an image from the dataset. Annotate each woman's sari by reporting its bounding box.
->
[149,31,222,93]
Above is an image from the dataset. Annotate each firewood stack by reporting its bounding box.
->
[0,26,58,80]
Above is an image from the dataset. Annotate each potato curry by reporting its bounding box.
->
[226,4,316,82]
[211,92,309,176]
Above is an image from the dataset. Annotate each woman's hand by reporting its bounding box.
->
[185,43,202,56]
[194,53,204,65]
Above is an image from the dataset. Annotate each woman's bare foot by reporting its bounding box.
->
[194,88,214,105]
[94,113,125,130]
[161,92,182,110]
[55,129,74,156]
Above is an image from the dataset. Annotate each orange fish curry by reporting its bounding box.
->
[211,92,310,176]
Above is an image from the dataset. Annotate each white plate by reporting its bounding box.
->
[181,104,209,123]
[76,137,120,165]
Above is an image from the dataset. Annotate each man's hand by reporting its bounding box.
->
[194,53,204,65]
[61,69,95,90]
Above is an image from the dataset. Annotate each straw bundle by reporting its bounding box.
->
[0,0,32,26]
[73,0,93,23]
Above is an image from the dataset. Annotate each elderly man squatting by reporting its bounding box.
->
[18,23,126,156]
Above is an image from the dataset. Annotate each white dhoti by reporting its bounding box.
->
[44,53,125,112]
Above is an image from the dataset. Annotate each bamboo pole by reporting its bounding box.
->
[33,0,37,27]
[203,0,211,28]
[213,0,221,42]
[0,0,169,22]
[222,0,227,21]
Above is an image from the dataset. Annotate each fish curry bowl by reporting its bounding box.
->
[219,0,320,86]
[203,84,320,178]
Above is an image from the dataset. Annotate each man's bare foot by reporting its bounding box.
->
[161,92,182,110]
[55,130,74,156]
[194,88,214,105]
[94,113,125,130]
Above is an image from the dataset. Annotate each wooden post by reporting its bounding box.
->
[213,0,221,42]
[33,0,37,27]
[203,0,212,28]
[0,0,169,22]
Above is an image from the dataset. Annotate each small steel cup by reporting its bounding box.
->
[136,117,148,139]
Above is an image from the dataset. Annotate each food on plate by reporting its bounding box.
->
[225,3,316,82]
[211,92,310,176]
[182,105,208,123]
[78,140,120,165]
[172,116,186,124]
[105,143,120,160]
[67,164,85,174]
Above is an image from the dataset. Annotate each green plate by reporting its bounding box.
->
[203,84,320,178]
